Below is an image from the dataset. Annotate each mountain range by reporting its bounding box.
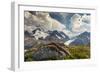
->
[45,30,70,42]
[64,31,90,46]
[24,11,90,48]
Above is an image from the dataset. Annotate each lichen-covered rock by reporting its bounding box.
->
[32,43,71,61]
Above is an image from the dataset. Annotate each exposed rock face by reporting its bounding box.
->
[24,31,40,49]
[45,30,69,43]
[32,43,71,61]
[24,36,34,49]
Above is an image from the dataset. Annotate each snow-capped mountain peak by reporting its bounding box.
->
[32,28,49,40]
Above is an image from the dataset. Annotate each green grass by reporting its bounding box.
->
[24,49,33,61]
[64,45,90,59]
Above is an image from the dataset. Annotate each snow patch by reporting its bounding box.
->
[64,39,75,46]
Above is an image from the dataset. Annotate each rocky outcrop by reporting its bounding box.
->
[32,42,71,61]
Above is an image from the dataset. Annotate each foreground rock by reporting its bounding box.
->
[32,43,71,61]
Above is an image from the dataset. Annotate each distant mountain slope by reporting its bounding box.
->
[64,31,90,46]
[45,30,70,43]
[70,31,90,45]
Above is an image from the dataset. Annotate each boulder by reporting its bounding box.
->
[32,42,71,61]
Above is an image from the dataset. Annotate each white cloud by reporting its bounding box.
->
[50,18,66,31]
[24,11,32,19]
[24,11,68,38]
[81,14,90,32]
[71,14,82,32]
[82,14,90,24]
[70,14,90,33]
[36,12,67,31]
[33,11,67,31]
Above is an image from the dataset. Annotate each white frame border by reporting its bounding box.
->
[11,2,97,71]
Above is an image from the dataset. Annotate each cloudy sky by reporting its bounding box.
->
[49,12,91,37]
[49,12,91,32]
[24,11,91,38]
